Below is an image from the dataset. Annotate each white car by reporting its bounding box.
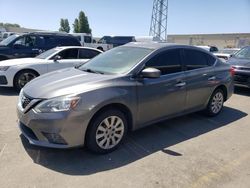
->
[213,48,240,62]
[0,46,102,90]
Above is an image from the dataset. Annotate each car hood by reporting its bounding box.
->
[228,57,250,67]
[23,68,118,99]
[0,58,47,66]
[0,45,9,51]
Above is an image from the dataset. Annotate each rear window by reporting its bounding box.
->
[79,49,101,59]
[184,49,216,70]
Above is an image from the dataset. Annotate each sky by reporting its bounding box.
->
[0,0,250,37]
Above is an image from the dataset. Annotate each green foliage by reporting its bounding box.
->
[59,19,70,33]
[73,19,79,33]
[73,11,92,33]
[0,22,20,28]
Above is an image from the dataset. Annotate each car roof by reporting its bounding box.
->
[54,46,102,52]
[124,42,178,50]
[124,42,192,50]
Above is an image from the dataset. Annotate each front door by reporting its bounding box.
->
[137,48,187,126]
[48,48,81,72]
[12,35,39,58]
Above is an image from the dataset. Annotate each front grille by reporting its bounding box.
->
[20,122,38,140]
[21,95,32,109]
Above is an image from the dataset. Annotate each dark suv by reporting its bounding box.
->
[0,32,81,61]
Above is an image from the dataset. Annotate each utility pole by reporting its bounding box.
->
[149,0,169,41]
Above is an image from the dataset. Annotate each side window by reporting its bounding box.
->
[145,49,182,75]
[184,49,212,70]
[57,49,79,59]
[14,36,36,47]
[79,49,101,59]
[84,36,92,43]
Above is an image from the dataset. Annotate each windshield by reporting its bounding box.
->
[36,48,59,59]
[0,34,19,45]
[234,47,250,59]
[78,46,153,74]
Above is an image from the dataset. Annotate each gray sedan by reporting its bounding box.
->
[17,42,234,153]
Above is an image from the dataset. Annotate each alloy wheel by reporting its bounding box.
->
[211,92,224,114]
[18,72,37,88]
[95,116,125,150]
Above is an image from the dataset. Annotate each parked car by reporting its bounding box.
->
[2,32,17,40]
[72,33,113,51]
[0,46,102,90]
[197,45,219,53]
[0,32,81,61]
[214,48,240,61]
[17,43,233,153]
[98,36,136,47]
[228,46,250,88]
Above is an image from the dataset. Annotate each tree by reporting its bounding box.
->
[0,22,20,28]
[75,11,92,33]
[73,18,79,33]
[59,19,70,33]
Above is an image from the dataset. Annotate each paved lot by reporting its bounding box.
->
[0,87,250,188]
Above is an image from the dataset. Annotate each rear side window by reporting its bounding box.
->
[183,49,215,70]
[84,36,92,43]
[56,37,80,46]
[79,49,101,59]
[146,49,182,75]
[57,49,78,59]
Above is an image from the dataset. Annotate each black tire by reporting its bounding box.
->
[14,70,39,91]
[86,109,128,154]
[204,89,224,117]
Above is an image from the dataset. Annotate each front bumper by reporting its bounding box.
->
[17,103,91,149]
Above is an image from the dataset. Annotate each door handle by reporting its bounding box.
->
[208,76,216,81]
[175,82,186,87]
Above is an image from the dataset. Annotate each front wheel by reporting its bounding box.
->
[14,70,38,91]
[205,89,225,116]
[86,109,128,154]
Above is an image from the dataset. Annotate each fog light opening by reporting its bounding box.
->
[42,132,67,145]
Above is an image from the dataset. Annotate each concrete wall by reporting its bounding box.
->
[167,33,250,49]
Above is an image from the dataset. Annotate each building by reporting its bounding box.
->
[168,33,250,49]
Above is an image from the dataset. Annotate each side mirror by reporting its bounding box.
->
[141,67,161,78]
[230,54,235,58]
[53,55,62,62]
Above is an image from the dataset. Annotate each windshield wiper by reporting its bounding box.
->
[81,68,104,74]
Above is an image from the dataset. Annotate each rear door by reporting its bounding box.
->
[137,48,187,126]
[182,48,217,111]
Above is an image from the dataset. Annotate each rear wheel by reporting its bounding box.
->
[14,70,38,91]
[86,109,128,154]
[205,89,224,116]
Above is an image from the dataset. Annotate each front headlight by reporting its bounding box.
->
[0,66,10,71]
[34,95,80,113]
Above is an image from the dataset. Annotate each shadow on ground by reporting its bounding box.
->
[0,87,19,96]
[234,86,250,97]
[21,106,247,176]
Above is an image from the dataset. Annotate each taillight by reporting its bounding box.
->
[230,66,235,76]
